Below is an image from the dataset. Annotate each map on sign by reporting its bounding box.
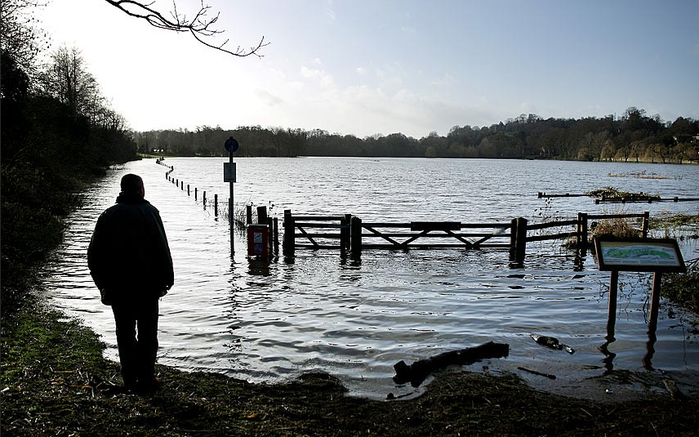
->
[594,238,686,273]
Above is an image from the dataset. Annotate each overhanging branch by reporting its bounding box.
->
[104,0,269,57]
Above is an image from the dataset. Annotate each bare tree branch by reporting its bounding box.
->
[1,0,51,78]
[104,0,269,57]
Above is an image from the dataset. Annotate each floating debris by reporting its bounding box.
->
[530,334,575,354]
[607,170,682,180]
[584,187,661,201]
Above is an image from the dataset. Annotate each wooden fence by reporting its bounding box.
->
[354,220,511,251]
[282,212,352,257]
[281,209,650,263]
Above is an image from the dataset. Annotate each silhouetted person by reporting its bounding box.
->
[88,173,174,393]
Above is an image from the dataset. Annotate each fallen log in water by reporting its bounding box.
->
[393,341,510,387]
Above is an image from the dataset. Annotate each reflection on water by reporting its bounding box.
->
[43,158,699,399]
[643,331,658,370]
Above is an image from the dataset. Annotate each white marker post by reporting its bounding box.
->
[224,137,239,254]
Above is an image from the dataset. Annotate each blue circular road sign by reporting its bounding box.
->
[225,137,239,153]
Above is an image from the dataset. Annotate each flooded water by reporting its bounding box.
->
[44,157,699,400]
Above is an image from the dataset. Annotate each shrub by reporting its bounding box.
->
[590,216,641,240]
[662,258,699,314]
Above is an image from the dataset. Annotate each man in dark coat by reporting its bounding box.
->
[88,173,174,393]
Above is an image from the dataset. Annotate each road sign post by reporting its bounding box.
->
[224,137,239,254]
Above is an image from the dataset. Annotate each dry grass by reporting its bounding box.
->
[590,216,643,240]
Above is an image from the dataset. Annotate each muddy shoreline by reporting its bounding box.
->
[2,297,698,436]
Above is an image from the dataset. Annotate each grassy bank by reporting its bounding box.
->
[2,289,699,436]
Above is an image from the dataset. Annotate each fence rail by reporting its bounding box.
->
[537,191,699,204]
[356,221,511,250]
[282,209,650,264]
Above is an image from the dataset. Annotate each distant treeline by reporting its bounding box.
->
[134,108,699,164]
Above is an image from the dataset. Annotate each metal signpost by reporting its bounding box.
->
[594,237,686,368]
[224,137,239,254]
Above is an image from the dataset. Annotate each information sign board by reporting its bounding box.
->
[594,237,686,273]
[224,162,236,182]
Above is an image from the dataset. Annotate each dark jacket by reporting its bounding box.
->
[88,192,174,303]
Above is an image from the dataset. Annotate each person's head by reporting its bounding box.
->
[120,174,145,198]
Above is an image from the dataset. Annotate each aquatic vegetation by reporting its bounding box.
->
[590,216,642,240]
[585,186,661,201]
[663,258,699,315]
[650,213,699,240]
[607,170,682,180]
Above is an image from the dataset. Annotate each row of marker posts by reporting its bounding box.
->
[165,173,219,217]
[166,137,273,260]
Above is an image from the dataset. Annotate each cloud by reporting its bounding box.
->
[245,57,513,138]
[374,67,404,90]
[300,65,335,88]
[324,0,336,22]
[429,73,458,88]
[301,66,322,79]
[255,89,285,107]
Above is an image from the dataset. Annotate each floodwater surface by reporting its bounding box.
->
[45,157,699,400]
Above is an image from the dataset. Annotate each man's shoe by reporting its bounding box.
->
[137,377,161,394]
[123,378,139,393]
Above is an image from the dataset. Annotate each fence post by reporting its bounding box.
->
[340,214,351,257]
[351,216,363,258]
[267,217,274,257]
[195,187,198,201]
[283,209,295,257]
[203,191,207,209]
[214,194,218,217]
[577,212,588,249]
[187,184,190,196]
[273,217,280,255]
[246,205,253,225]
[642,211,650,238]
[257,206,268,224]
[509,218,518,260]
[514,217,528,264]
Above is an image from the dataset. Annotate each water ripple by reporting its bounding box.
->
[42,158,699,399]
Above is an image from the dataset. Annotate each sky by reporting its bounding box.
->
[35,0,699,139]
